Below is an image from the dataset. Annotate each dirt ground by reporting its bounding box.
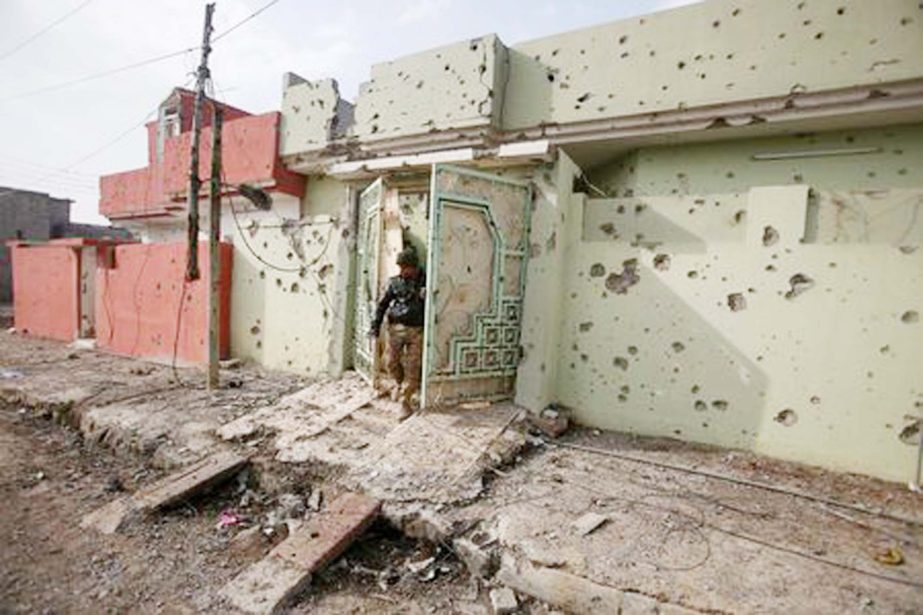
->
[2,330,922,614]
[0,402,498,614]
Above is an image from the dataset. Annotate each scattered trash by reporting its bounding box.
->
[572,512,609,536]
[34,471,46,482]
[406,556,436,575]
[129,365,155,376]
[228,525,264,558]
[873,546,904,566]
[1,369,24,379]
[6,327,16,334]
[220,358,242,370]
[218,509,244,529]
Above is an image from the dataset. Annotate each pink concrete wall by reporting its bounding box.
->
[10,244,81,341]
[100,111,305,220]
[95,241,233,365]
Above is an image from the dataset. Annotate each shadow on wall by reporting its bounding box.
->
[559,244,769,451]
[503,49,553,132]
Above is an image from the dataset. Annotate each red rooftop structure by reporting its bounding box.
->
[99,88,305,220]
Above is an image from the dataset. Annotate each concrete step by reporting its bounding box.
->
[81,450,248,534]
[221,492,381,614]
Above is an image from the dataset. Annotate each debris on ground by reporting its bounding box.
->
[527,403,570,438]
[571,512,608,536]
[874,546,905,566]
[489,586,518,614]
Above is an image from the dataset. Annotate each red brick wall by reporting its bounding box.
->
[95,241,233,365]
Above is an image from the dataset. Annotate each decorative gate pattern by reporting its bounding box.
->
[353,179,383,383]
[422,165,532,407]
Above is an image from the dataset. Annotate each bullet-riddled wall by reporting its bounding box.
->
[536,124,923,482]
[119,175,353,376]
[504,0,923,130]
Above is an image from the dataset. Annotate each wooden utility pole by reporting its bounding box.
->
[208,107,223,390]
[185,2,215,281]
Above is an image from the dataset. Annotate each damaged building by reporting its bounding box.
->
[12,0,923,484]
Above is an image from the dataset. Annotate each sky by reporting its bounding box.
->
[0,0,698,225]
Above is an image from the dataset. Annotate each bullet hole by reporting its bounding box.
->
[899,246,917,254]
[712,400,728,411]
[653,254,671,271]
[900,17,912,26]
[775,409,798,426]
[785,274,815,299]
[290,282,300,293]
[687,270,699,279]
[727,293,747,312]
[712,20,721,27]
[635,204,647,214]
[605,259,640,295]
[731,7,741,16]
[671,341,685,353]
[546,231,557,252]
[810,395,821,404]
[836,6,845,15]
[901,310,919,324]
[547,73,555,83]
[576,93,591,104]
[250,325,261,335]
[614,357,629,371]
[691,384,701,394]
[899,419,921,445]
[733,210,746,224]
[628,345,638,355]
[677,61,686,69]
[618,394,627,402]
[762,226,780,246]
[371,125,379,134]
[726,171,735,179]
[619,35,629,44]
[580,354,588,362]
[590,263,606,277]
[599,222,618,237]
[579,322,594,332]
[694,400,707,412]
[879,345,890,354]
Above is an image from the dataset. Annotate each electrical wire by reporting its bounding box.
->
[0,47,198,103]
[212,0,282,42]
[0,0,94,62]
[0,0,283,104]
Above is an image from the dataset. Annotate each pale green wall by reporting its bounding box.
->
[504,0,923,129]
[589,124,923,196]
[545,126,923,482]
[350,34,505,142]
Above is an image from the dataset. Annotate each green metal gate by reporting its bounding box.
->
[422,164,532,407]
[353,178,384,383]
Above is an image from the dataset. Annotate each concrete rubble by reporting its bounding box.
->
[3,331,923,613]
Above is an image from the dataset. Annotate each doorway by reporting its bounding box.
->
[351,164,532,408]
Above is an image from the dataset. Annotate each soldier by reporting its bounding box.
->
[370,248,426,420]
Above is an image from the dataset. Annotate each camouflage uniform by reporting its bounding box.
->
[371,249,426,416]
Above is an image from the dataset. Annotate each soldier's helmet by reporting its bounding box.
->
[396,248,419,267]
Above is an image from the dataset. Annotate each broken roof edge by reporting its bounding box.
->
[281,77,923,175]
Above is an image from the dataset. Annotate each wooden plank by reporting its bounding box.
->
[221,492,380,614]
[133,450,247,510]
[80,450,248,534]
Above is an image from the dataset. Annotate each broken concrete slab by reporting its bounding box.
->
[488,587,518,614]
[572,512,608,536]
[81,450,248,534]
[497,554,697,615]
[344,404,525,505]
[221,492,381,614]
